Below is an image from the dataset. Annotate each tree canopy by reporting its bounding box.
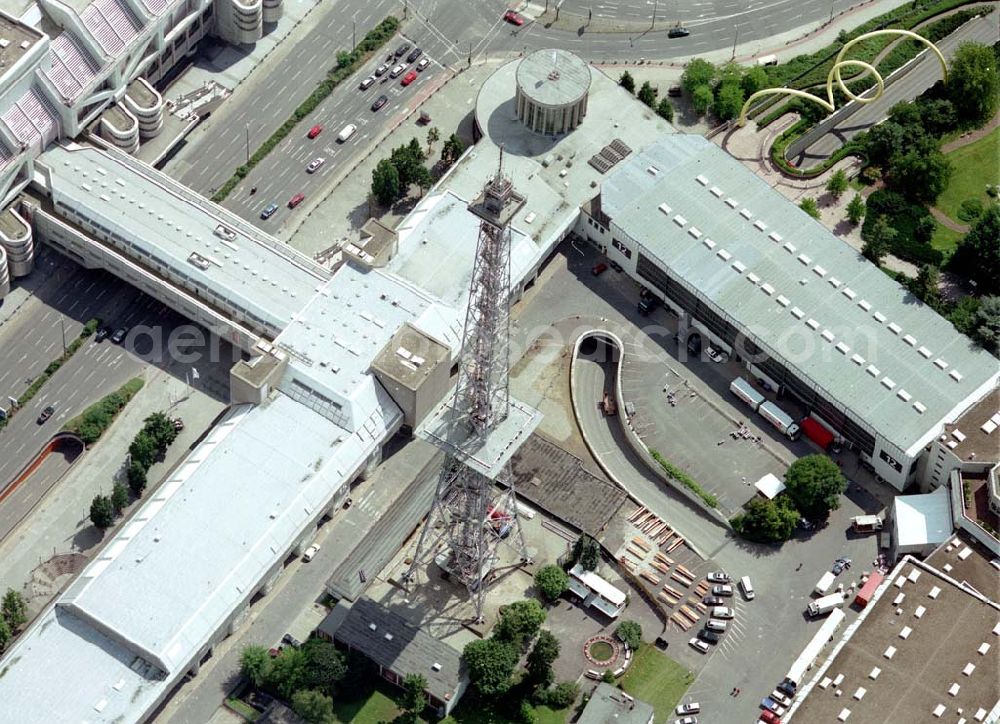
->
[784,454,847,520]
[951,205,1000,297]
[681,59,716,93]
[825,169,848,200]
[89,494,115,530]
[691,85,713,115]
[495,599,546,647]
[637,81,657,108]
[846,194,866,225]
[948,42,1000,126]
[573,534,600,571]
[240,645,271,689]
[371,159,400,206]
[463,638,519,696]
[862,215,895,265]
[265,646,310,700]
[799,197,821,219]
[614,620,642,649]
[534,565,568,602]
[618,70,636,94]
[402,673,428,718]
[2,589,27,630]
[730,496,800,543]
[291,688,334,724]
[301,638,346,695]
[526,630,560,689]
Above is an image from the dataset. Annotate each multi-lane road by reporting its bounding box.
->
[167,0,878,208]
[223,47,450,227]
[793,13,998,164]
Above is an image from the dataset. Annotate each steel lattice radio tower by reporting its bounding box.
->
[405,152,530,619]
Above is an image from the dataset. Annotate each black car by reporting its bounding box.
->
[37,405,55,424]
[281,633,302,648]
[406,47,422,63]
[111,327,128,344]
[698,628,721,644]
[668,26,690,38]
[395,42,410,58]
[608,260,623,272]
[703,595,725,606]
[371,94,389,112]
[94,326,111,342]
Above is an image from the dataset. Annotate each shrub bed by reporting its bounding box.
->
[863,189,944,265]
[648,449,718,508]
[63,377,145,444]
[212,16,399,202]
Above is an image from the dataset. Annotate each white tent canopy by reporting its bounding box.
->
[755,472,786,499]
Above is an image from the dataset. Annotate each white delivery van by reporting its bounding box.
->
[757,54,779,66]
[337,124,358,142]
[814,571,836,595]
[808,593,845,617]
[739,575,755,600]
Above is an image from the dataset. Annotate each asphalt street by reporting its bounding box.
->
[223,49,451,228]
[0,250,241,541]
[795,13,998,164]
[552,0,859,28]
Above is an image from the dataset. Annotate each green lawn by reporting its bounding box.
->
[936,127,1000,225]
[332,684,404,723]
[931,220,965,256]
[619,644,694,723]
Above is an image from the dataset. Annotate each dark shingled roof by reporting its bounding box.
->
[326,598,466,703]
[510,435,627,536]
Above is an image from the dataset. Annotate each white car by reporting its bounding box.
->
[688,638,710,654]
[711,606,734,619]
[416,57,430,71]
[306,157,326,173]
[706,571,729,583]
[711,584,734,596]
[676,702,701,715]
[674,717,697,724]
[302,544,320,562]
[389,63,408,78]
[770,690,791,706]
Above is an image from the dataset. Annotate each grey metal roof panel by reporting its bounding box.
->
[603,135,999,452]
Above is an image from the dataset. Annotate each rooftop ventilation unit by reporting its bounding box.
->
[687,227,701,238]
[432,663,442,671]
[784,242,797,254]
[740,208,753,220]
[658,203,672,216]
[732,260,746,273]
[770,232,783,243]
[798,254,812,265]
[791,307,805,319]
[672,214,687,226]
[725,197,739,208]
[369,622,377,631]
[776,295,789,306]
[717,249,732,261]
[696,174,709,185]
[754,219,767,231]
[851,354,865,366]
[710,186,724,197]
[702,238,716,249]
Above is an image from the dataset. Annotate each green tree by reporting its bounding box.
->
[618,70,636,94]
[951,206,1000,296]
[128,432,157,470]
[741,65,769,97]
[339,649,379,700]
[614,620,642,649]
[0,617,10,654]
[534,565,568,602]
[111,481,128,515]
[730,496,800,543]
[442,134,466,164]
[681,58,716,93]
[89,494,115,530]
[401,673,428,718]
[265,646,310,700]
[463,638,518,696]
[2,589,27,630]
[573,534,600,571]
[526,630,560,688]
[910,264,942,309]
[784,454,847,521]
[301,639,347,695]
[889,143,951,205]
[427,126,441,153]
[846,194,866,224]
[971,295,1000,356]
[655,97,674,122]
[949,295,982,336]
[240,645,271,689]
[691,84,713,115]
[862,215,895,265]
[371,159,401,206]
[143,412,178,451]
[292,688,334,724]
[948,42,1000,126]
[799,197,821,219]
[825,169,848,200]
[127,461,148,497]
[495,599,546,648]
[713,79,745,121]
[536,681,579,708]
[637,81,657,108]
[336,50,354,68]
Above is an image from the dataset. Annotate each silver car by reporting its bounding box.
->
[306,157,326,173]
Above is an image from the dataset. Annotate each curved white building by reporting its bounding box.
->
[0,204,34,279]
[123,77,164,139]
[515,49,591,135]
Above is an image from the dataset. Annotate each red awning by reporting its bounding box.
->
[854,571,885,608]
[801,417,834,450]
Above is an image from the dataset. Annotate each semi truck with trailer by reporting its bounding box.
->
[758,401,801,440]
[730,377,765,412]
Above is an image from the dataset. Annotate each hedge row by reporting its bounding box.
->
[63,377,145,445]
[648,449,719,508]
[770,116,866,176]
[212,16,400,202]
[17,318,100,409]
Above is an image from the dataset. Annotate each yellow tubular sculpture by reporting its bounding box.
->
[737,29,949,127]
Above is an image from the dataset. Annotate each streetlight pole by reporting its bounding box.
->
[245,122,250,164]
[59,316,66,355]
[732,24,740,61]
[651,0,658,29]
[829,0,836,24]
[352,19,356,50]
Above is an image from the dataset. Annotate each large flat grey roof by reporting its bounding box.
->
[41,143,330,335]
[516,49,591,107]
[602,135,999,454]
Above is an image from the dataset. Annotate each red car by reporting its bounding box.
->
[592,262,608,276]
[288,192,305,208]
[759,710,781,724]
[401,70,418,86]
[307,124,323,139]
[503,10,525,25]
